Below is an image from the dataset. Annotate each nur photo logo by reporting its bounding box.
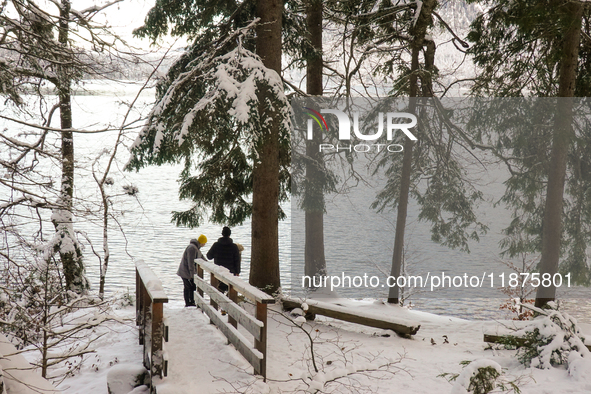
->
[304,108,418,153]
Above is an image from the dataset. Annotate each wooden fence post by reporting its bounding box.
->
[210,274,219,311]
[228,285,238,329]
[151,302,164,378]
[136,269,140,326]
[192,261,274,380]
[254,302,267,380]
[143,296,152,370]
[135,260,169,392]
[197,264,204,297]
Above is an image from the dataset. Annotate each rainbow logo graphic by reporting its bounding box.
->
[304,107,328,139]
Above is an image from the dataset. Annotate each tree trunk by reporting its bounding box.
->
[387,0,436,304]
[99,184,109,299]
[250,0,283,294]
[535,2,582,307]
[53,0,87,294]
[304,0,327,284]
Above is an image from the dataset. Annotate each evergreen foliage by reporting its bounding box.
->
[467,0,591,285]
[371,100,488,253]
[514,303,589,369]
[467,0,591,96]
[351,0,431,96]
[127,26,291,227]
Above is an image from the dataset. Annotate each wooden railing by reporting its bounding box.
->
[195,260,275,380]
[136,259,169,388]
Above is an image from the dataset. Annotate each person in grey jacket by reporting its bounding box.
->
[177,235,207,307]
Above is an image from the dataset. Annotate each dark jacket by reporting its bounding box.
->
[206,237,241,274]
[177,239,205,279]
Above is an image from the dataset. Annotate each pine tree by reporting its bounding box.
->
[303,0,328,282]
[129,0,290,293]
[345,0,486,303]
[250,0,285,293]
[467,0,591,299]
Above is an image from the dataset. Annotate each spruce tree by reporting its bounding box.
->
[303,0,328,282]
[467,0,591,299]
[130,0,290,293]
[344,0,486,304]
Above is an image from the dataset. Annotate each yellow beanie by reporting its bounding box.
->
[198,234,207,244]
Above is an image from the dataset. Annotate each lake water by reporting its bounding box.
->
[3,83,590,323]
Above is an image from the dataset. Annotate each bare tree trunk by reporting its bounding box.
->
[53,0,87,294]
[388,0,436,304]
[250,0,283,293]
[41,257,51,378]
[535,1,582,307]
[98,185,109,298]
[304,0,327,284]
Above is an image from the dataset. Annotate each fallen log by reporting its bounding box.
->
[483,333,591,351]
[282,297,420,337]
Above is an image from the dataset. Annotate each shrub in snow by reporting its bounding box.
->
[514,304,589,369]
[106,364,149,394]
[448,359,502,394]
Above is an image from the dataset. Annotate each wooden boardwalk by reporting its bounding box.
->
[153,303,254,394]
[136,260,273,393]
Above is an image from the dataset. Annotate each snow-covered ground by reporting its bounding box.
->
[34,299,591,394]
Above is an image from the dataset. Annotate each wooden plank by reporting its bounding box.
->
[197,265,204,297]
[483,333,591,351]
[195,276,264,341]
[210,275,219,311]
[142,290,152,370]
[483,334,527,347]
[197,261,275,304]
[136,269,141,326]
[254,302,267,379]
[282,298,420,336]
[228,285,238,329]
[195,293,263,371]
[138,276,145,345]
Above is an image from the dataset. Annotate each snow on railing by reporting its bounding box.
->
[135,259,169,390]
[195,260,275,380]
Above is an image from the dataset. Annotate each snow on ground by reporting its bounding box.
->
[49,307,143,393]
[155,301,254,394]
[45,298,591,394]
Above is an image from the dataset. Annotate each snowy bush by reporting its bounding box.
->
[444,359,502,394]
[514,304,589,369]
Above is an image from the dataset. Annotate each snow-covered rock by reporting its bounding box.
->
[127,386,149,394]
[106,364,149,394]
[568,351,591,383]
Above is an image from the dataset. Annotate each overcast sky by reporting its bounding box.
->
[78,0,187,50]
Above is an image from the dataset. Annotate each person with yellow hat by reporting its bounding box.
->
[177,235,208,307]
